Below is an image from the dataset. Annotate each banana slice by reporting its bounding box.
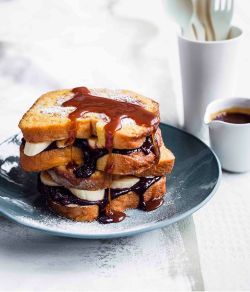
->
[111,176,139,189]
[69,188,105,201]
[24,141,52,156]
[40,172,60,187]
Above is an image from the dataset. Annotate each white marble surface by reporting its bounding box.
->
[0,0,250,291]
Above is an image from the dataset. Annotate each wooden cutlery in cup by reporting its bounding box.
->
[209,0,234,40]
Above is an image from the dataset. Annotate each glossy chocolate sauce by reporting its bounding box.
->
[25,134,156,181]
[98,210,126,224]
[38,177,108,208]
[213,111,250,124]
[96,176,163,223]
[73,139,108,178]
[108,176,162,210]
[38,175,163,224]
[71,136,155,178]
[113,136,155,155]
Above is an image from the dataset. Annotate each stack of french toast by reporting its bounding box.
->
[19,87,175,223]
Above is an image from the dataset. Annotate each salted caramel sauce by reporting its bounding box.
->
[62,87,159,150]
[210,107,250,124]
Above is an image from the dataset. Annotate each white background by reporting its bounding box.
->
[0,0,250,291]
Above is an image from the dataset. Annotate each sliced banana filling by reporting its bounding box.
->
[40,171,61,187]
[24,139,68,156]
[69,188,105,201]
[111,176,140,189]
[40,172,140,202]
[24,141,53,156]
[24,135,148,156]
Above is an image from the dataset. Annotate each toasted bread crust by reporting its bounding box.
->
[20,145,156,173]
[18,88,159,149]
[19,145,83,172]
[49,201,99,222]
[19,128,164,174]
[20,142,174,176]
[48,176,166,222]
[49,167,109,190]
[48,146,174,189]
[137,147,175,176]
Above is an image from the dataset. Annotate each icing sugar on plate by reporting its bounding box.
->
[0,124,221,239]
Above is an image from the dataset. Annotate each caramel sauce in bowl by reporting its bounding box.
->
[210,107,250,124]
[204,98,250,172]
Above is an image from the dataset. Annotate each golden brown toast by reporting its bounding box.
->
[47,176,166,222]
[48,168,109,190]
[18,88,159,149]
[19,144,83,172]
[48,144,174,190]
[136,145,175,176]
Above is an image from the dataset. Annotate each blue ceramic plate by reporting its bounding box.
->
[0,124,221,239]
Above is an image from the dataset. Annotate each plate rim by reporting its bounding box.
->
[0,123,222,239]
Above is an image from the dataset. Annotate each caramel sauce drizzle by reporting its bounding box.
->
[62,87,160,223]
[63,87,159,150]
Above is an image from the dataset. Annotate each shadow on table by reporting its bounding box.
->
[0,216,204,290]
[177,216,204,291]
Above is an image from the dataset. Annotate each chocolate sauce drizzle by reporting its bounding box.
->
[38,175,163,223]
[38,177,107,208]
[73,139,108,178]
[71,136,155,178]
[39,136,155,179]
[113,136,155,155]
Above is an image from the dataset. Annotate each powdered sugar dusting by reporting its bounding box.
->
[90,88,109,98]
[0,132,219,240]
[39,106,76,117]
[0,136,179,237]
[90,88,142,106]
[56,93,74,106]
[110,93,141,105]
[15,198,174,236]
[121,117,136,126]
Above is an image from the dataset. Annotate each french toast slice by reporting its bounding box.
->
[47,144,174,190]
[96,145,174,176]
[18,88,159,149]
[136,146,175,176]
[47,146,174,191]
[41,175,166,222]
[48,168,109,190]
[19,127,166,174]
[20,142,174,176]
[19,145,83,172]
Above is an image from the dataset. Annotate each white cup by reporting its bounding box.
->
[178,26,243,140]
[204,97,250,173]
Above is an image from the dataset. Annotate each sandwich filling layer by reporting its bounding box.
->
[23,135,158,177]
[23,135,156,157]
[38,171,163,211]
